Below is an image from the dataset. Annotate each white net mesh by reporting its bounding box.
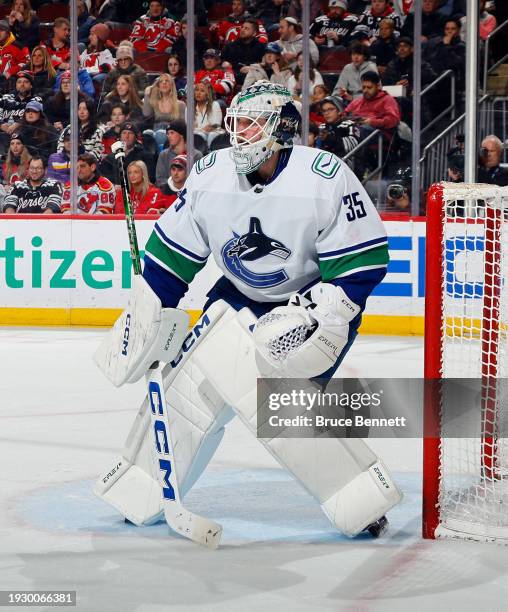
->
[256,312,311,363]
[437,183,508,541]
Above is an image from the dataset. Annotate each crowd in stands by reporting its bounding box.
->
[0,0,504,216]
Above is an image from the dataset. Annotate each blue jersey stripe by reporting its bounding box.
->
[154,223,208,263]
[318,236,388,259]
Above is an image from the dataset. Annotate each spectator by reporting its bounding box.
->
[47,125,71,183]
[383,37,437,95]
[210,0,268,47]
[345,71,401,139]
[317,94,360,157]
[369,18,398,76]
[352,0,402,43]
[129,0,180,54]
[332,42,378,101]
[17,99,58,160]
[287,0,323,22]
[385,166,412,211]
[101,121,156,184]
[460,0,496,42]
[166,54,187,99]
[401,0,445,41]
[80,23,116,87]
[7,0,39,51]
[77,98,104,160]
[45,71,88,130]
[62,152,116,214]
[142,73,186,145]
[103,44,148,97]
[308,121,319,147]
[29,46,57,99]
[254,0,291,33]
[310,0,358,49]
[2,132,31,187]
[102,102,127,154]
[446,152,464,183]
[193,81,224,148]
[155,120,202,189]
[3,155,62,213]
[391,0,415,18]
[101,74,143,125]
[194,49,235,101]
[53,66,94,99]
[222,19,267,86]
[171,16,209,71]
[115,160,170,215]
[77,0,96,47]
[424,18,465,90]
[277,17,319,71]
[161,153,187,204]
[41,17,70,70]
[0,69,41,151]
[478,135,508,186]
[309,83,329,123]
[0,20,29,90]
[243,42,292,90]
[287,51,324,97]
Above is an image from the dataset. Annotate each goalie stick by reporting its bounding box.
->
[111,141,222,549]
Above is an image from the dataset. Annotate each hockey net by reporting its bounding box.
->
[423,182,508,542]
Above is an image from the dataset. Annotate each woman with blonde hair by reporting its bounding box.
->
[101,74,143,125]
[29,45,57,98]
[2,133,31,187]
[194,81,223,148]
[142,73,186,147]
[114,160,170,215]
[7,0,39,50]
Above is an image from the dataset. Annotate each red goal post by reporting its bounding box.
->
[423,182,508,542]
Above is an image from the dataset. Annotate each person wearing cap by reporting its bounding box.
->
[42,17,70,71]
[100,121,156,185]
[114,159,171,215]
[242,41,292,92]
[155,120,202,189]
[29,45,57,98]
[7,0,40,51]
[351,0,402,43]
[194,48,235,99]
[62,153,115,214]
[222,18,267,86]
[129,0,180,54]
[310,0,358,49]
[383,36,437,95]
[18,98,59,160]
[2,131,31,186]
[80,23,115,85]
[332,42,378,101]
[276,16,319,70]
[317,94,361,157]
[0,18,30,87]
[103,44,148,97]
[210,0,268,47]
[161,154,187,205]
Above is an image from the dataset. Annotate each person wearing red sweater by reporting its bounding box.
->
[210,0,268,47]
[194,48,235,98]
[344,71,400,140]
[41,17,70,70]
[115,159,171,215]
[129,0,180,54]
[0,20,29,84]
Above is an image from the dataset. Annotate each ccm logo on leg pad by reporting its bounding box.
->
[149,381,176,501]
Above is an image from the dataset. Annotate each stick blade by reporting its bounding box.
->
[166,507,222,549]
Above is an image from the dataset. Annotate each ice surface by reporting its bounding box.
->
[1,329,508,612]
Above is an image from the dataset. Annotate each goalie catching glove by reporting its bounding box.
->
[94,275,189,387]
[253,283,361,378]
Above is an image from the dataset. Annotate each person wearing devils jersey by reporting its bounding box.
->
[61,153,116,214]
[40,17,70,70]
[194,48,236,100]
[129,0,180,54]
[310,0,358,49]
[0,19,29,88]
[210,0,268,47]
[80,23,116,85]
[3,155,62,213]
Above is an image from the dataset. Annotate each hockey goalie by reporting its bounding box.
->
[94,80,402,545]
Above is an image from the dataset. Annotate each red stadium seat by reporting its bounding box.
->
[318,48,349,74]
[0,6,10,18]
[37,3,69,22]
[107,22,133,45]
[207,3,232,21]
[135,53,169,73]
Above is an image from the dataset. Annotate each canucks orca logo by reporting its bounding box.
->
[222,217,291,288]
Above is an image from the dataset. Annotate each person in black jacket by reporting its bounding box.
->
[6,0,40,51]
[423,18,465,91]
[3,155,62,213]
[401,0,445,41]
[478,135,508,187]
[222,18,266,86]
[17,99,59,161]
[369,18,397,77]
[171,16,209,71]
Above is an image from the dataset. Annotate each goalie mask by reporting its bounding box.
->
[225,80,300,175]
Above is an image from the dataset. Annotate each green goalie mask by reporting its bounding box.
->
[225,80,300,175]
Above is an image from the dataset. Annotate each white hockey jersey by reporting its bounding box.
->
[145,146,388,303]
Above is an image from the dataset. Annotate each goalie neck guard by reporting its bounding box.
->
[225,80,300,175]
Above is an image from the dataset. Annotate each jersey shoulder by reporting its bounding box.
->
[191,148,235,185]
[291,145,345,184]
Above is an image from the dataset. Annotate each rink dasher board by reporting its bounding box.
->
[0,215,426,334]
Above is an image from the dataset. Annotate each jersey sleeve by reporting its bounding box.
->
[143,174,210,305]
[316,163,388,309]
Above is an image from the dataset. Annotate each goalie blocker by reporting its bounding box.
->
[95,299,402,537]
